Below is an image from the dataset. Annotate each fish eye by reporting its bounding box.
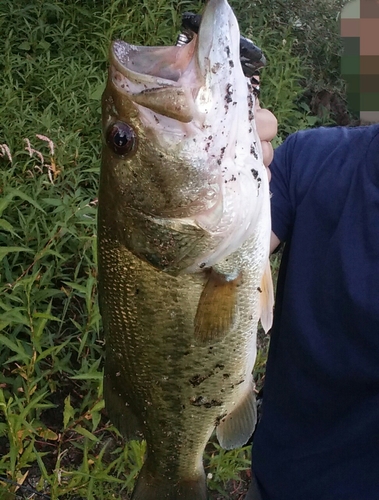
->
[106,121,137,156]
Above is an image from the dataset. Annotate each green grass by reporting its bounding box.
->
[0,0,345,498]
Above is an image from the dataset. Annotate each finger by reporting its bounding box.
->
[256,108,278,142]
[266,167,272,183]
[261,140,274,171]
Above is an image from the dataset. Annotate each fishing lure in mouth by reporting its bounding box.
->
[177,11,265,95]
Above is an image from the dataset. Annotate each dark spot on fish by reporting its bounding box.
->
[189,373,211,387]
[211,62,221,74]
[206,400,222,408]
[215,363,225,370]
[215,412,228,426]
[250,144,258,159]
[251,169,258,179]
[135,288,139,295]
[225,83,233,104]
[257,287,262,293]
[217,159,222,165]
[225,46,230,57]
[190,396,223,408]
[199,262,206,269]
[190,396,206,406]
[235,379,245,386]
[208,135,213,140]
[223,373,230,379]
[153,114,160,124]
[183,350,191,356]
[229,60,234,68]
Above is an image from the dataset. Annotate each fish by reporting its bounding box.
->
[98,0,274,499]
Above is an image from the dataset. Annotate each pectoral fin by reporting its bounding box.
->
[194,269,241,344]
[259,260,274,333]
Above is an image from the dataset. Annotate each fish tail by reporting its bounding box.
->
[131,463,207,500]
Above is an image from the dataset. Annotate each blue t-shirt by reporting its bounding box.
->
[252,125,379,500]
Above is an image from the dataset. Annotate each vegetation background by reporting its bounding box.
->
[0,0,351,498]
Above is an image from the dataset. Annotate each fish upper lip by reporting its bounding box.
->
[110,0,243,86]
[110,39,197,85]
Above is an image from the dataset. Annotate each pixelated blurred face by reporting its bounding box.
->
[340,0,379,123]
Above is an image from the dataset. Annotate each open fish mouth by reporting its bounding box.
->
[111,37,197,85]
[109,0,245,123]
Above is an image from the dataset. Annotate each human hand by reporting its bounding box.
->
[251,73,277,175]
[254,93,281,253]
[255,101,277,175]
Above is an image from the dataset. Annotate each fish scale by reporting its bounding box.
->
[98,0,273,498]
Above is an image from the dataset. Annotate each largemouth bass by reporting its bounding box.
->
[98,0,273,498]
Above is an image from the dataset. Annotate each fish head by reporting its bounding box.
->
[100,0,270,273]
